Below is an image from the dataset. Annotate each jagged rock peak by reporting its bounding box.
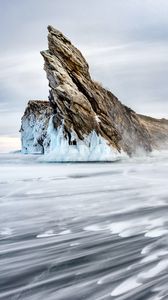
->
[21,26,168,160]
[45,25,90,78]
[40,26,154,155]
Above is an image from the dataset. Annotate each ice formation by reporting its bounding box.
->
[21,113,46,154]
[20,101,52,154]
[41,117,122,162]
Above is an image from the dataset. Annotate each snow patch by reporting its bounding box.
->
[111,277,141,296]
[70,242,80,247]
[95,115,101,123]
[138,260,168,279]
[145,228,168,238]
[36,229,71,238]
[83,225,103,232]
[0,228,13,236]
[36,230,57,238]
[59,229,71,235]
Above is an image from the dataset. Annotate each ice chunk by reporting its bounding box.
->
[41,117,124,162]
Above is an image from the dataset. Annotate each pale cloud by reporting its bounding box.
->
[82,41,168,66]
[0,112,22,136]
[82,41,168,116]
[0,51,48,111]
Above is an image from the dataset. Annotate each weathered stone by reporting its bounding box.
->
[21,26,168,158]
[138,114,168,149]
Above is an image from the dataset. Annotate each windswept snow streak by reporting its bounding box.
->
[1,153,168,300]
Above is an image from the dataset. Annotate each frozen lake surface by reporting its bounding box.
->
[0,152,168,299]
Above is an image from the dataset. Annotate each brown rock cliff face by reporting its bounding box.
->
[21,26,168,156]
[138,115,168,149]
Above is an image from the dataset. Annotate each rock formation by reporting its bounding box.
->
[21,26,168,160]
[138,114,168,149]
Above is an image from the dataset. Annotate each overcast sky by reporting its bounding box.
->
[1,0,168,138]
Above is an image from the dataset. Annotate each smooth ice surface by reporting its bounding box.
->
[1,151,168,300]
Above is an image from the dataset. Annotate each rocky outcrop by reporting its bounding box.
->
[138,114,168,149]
[21,26,168,160]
